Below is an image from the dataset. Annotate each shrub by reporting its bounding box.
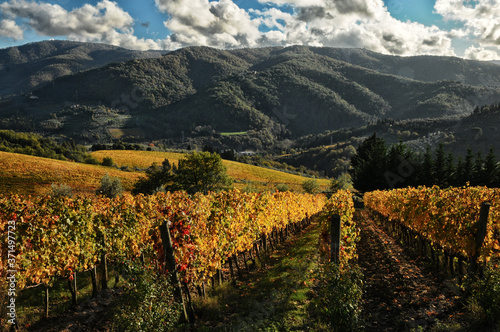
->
[472,264,500,325]
[111,259,183,331]
[96,174,123,198]
[315,263,363,331]
[50,183,73,198]
[101,156,114,167]
[276,183,289,192]
[302,178,320,194]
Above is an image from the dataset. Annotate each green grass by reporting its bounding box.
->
[191,222,325,331]
[14,270,97,327]
[220,131,248,136]
[11,263,127,330]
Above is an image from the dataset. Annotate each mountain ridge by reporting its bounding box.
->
[0,40,164,97]
[1,41,500,149]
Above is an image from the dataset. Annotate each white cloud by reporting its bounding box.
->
[435,0,500,49]
[0,0,161,50]
[154,0,456,56]
[464,45,500,60]
[155,0,261,48]
[254,0,454,56]
[0,0,467,56]
[0,19,23,39]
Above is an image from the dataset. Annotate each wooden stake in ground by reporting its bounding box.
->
[101,252,108,290]
[90,265,98,298]
[44,285,49,318]
[68,271,77,305]
[159,220,189,323]
[330,214,341,263]
[470,202,491,275]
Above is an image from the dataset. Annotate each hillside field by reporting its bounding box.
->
[91,150,331,192]
[0,151,142,196]
[0,150,330,195]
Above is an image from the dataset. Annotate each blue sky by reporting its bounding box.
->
[1,0,499,60]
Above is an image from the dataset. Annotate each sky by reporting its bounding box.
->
[0,0,500,60]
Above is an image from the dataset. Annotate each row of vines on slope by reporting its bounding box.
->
[364,186,500,265]
[319,189,358,268]
[0,190,327,291]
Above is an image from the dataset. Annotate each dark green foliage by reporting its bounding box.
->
[175,152,233,195]
[101,157,114,167]
[350,134,500,191]
[302,178,320,194]
[0,129,98,164]
[0,40,162,98]
[275,183,290,192]
[483,149,498,187]
[96,174,123,198]
[111,259,182,331]
[385,142,416,188]
[132,159,176,195]
[132,152,233,195]
[6,44,499,147]
[472,265,500,325]
[420,146,434,186]
[350,133,388,192]
[315,263,363,331]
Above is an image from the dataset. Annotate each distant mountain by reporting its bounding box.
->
[1,44,500,147]
[0,40,163,97]
[301,46,500,86]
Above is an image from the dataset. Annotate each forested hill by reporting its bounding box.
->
[2,42,500,145]
[0,40,163,97]
[299,46,500,86]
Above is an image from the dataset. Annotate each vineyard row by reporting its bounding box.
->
[1,190,358,293]
[364,186,500,268]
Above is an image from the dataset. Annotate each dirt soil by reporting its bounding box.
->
[357,210,468,331]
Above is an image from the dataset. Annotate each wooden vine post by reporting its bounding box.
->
[469,202,491,275]
[68,271,77,305]
[44,285,49,318]
[90,265,98,297]
[101,252,108,290]
[330,214,341,263]
[159,220,189,323]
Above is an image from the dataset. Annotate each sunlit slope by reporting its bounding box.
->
[91,150,330,191]
[0,151,141,195]
[0,150,330,195]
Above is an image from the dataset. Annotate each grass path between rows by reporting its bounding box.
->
[193,221,325,331]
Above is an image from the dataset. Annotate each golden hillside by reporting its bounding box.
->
[0,150,330,195]
[91,150,330,192]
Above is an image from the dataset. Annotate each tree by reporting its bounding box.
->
[302,179,320,194]
[132,159,176,195]
[483,148,498,187]
[433,144,446,186]
[175,152,233,195]
[350,133,388,192]
[385,142,415,189]
[443,153,455,187]
[472,152,484,186]
[418,145,434,186]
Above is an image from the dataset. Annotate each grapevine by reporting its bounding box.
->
[364,186,500,264]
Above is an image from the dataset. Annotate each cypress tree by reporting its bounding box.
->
[350,133,388,192]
